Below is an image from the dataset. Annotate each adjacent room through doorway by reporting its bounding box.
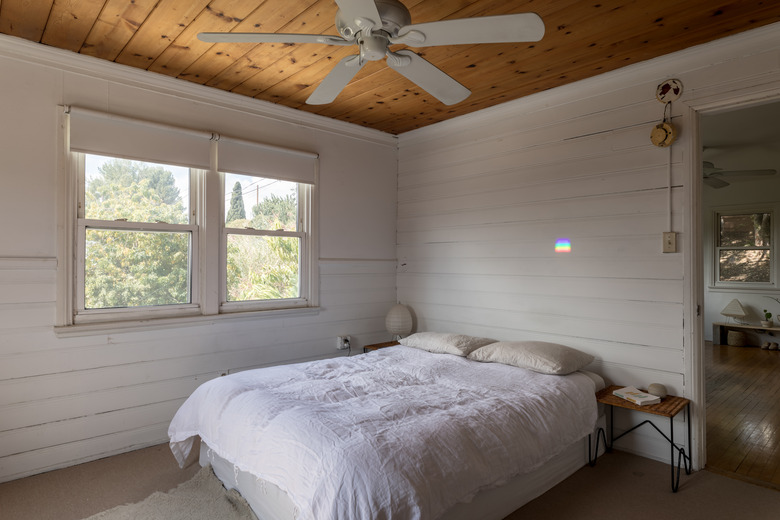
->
[700,100,780,489]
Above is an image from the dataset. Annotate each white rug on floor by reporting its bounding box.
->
[83,466,256,520]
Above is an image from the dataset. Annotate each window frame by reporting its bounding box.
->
[219,178,314,313]
[72,153,202,324]
[713,206,775,289]
[58,108,319,331]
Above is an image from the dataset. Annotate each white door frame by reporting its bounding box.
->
[685,90,780,470]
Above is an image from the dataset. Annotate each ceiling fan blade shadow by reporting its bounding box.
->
[394,13,544,47]
[306,55,366,105]
[197,32,352,45]
[386,50,470,105]
[336,0,382,29]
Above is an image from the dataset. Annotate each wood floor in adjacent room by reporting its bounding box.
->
[706,341,780,488]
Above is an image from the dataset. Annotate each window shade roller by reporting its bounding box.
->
[65,107,318,183]
[67,107,213,170]
[217,137,317,185]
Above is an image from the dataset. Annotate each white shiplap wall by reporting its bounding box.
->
[397,22,780,464]
[0,36,397,483]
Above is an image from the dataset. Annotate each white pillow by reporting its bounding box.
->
[467,341,594,375]
[399,332,496,357]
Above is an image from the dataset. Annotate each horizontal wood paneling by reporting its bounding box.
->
[412,302,681,349]
[0,32,401,483]
[395,25,780,465]
[397,274,683,303]
[0,422,172,483]
[0,258,396,482]
[0,259,57,305]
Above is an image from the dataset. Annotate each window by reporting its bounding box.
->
[78,155,197,313]
[62,107,318,326]
[715,210,773,286]
[222,173,312,310]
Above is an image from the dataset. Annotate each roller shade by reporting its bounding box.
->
[218,137,317,185]
[67,107,213,170]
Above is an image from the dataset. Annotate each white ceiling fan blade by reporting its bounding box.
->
[306,55,366,105]
[704,176,730,189]
[717,169,776,177]
[197,32,352,45]
[394,13,545,47]
[386,50,470,105]
[702,161,721,175]
[335,0,382,29]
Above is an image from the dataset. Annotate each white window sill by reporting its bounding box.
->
[54,306,320,338]
[707,286,777,293]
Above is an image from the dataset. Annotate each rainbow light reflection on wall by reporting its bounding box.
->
[555,238,572,253]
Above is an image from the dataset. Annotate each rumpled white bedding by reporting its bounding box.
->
[169,346,597,520]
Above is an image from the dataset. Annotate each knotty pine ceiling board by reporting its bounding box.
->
[2,0,779,134]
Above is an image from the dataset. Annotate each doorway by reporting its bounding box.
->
[699,100,780,488]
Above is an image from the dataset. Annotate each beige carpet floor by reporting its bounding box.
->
[512,449,780,519]
[0,444,199,520]
[2,443,780,519]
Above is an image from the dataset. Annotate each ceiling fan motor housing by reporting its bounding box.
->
[336,0,411,39]
[360,34,391,61]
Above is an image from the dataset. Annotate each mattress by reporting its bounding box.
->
[171,346,603,520]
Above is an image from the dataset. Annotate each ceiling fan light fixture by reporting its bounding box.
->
[359,34,390,61]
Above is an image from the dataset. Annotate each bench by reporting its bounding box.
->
[712,321,780,346]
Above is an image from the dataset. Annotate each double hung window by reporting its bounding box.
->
[63,107,317,326]
[714,210,773,287]
[223,174,305,306]
[78,155,197,314]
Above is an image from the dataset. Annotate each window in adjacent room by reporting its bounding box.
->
[715,211,772,286]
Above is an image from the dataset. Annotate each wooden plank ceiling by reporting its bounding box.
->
[2,0,779,135]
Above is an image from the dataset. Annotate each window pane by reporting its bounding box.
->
[719,249,771,282]
[226,234,300,301]
[224,173,298,231]
[719,213,771,247]
[85,229,191,309]
[85,154,190,224]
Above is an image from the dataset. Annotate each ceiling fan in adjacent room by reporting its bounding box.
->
[702,160,777,188]
[198,0,545,105]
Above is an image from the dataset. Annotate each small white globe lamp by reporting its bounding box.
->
[385,304,413,340]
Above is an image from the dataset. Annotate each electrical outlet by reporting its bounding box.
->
[662,232,677,253]
[336,336,351,350]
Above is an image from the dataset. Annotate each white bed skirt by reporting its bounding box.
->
[197,369,607,520]
[200,417,605,520]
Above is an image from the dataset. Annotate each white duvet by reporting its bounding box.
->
[169,346,597,520]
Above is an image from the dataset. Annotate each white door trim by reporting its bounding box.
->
[686,89,780,470]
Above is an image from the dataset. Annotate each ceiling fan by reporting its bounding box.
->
[198,0,545,105]
[702,160,776,188]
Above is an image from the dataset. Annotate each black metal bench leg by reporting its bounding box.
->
[588,427,609,466]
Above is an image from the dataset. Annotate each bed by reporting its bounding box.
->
[169,334,603,520]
